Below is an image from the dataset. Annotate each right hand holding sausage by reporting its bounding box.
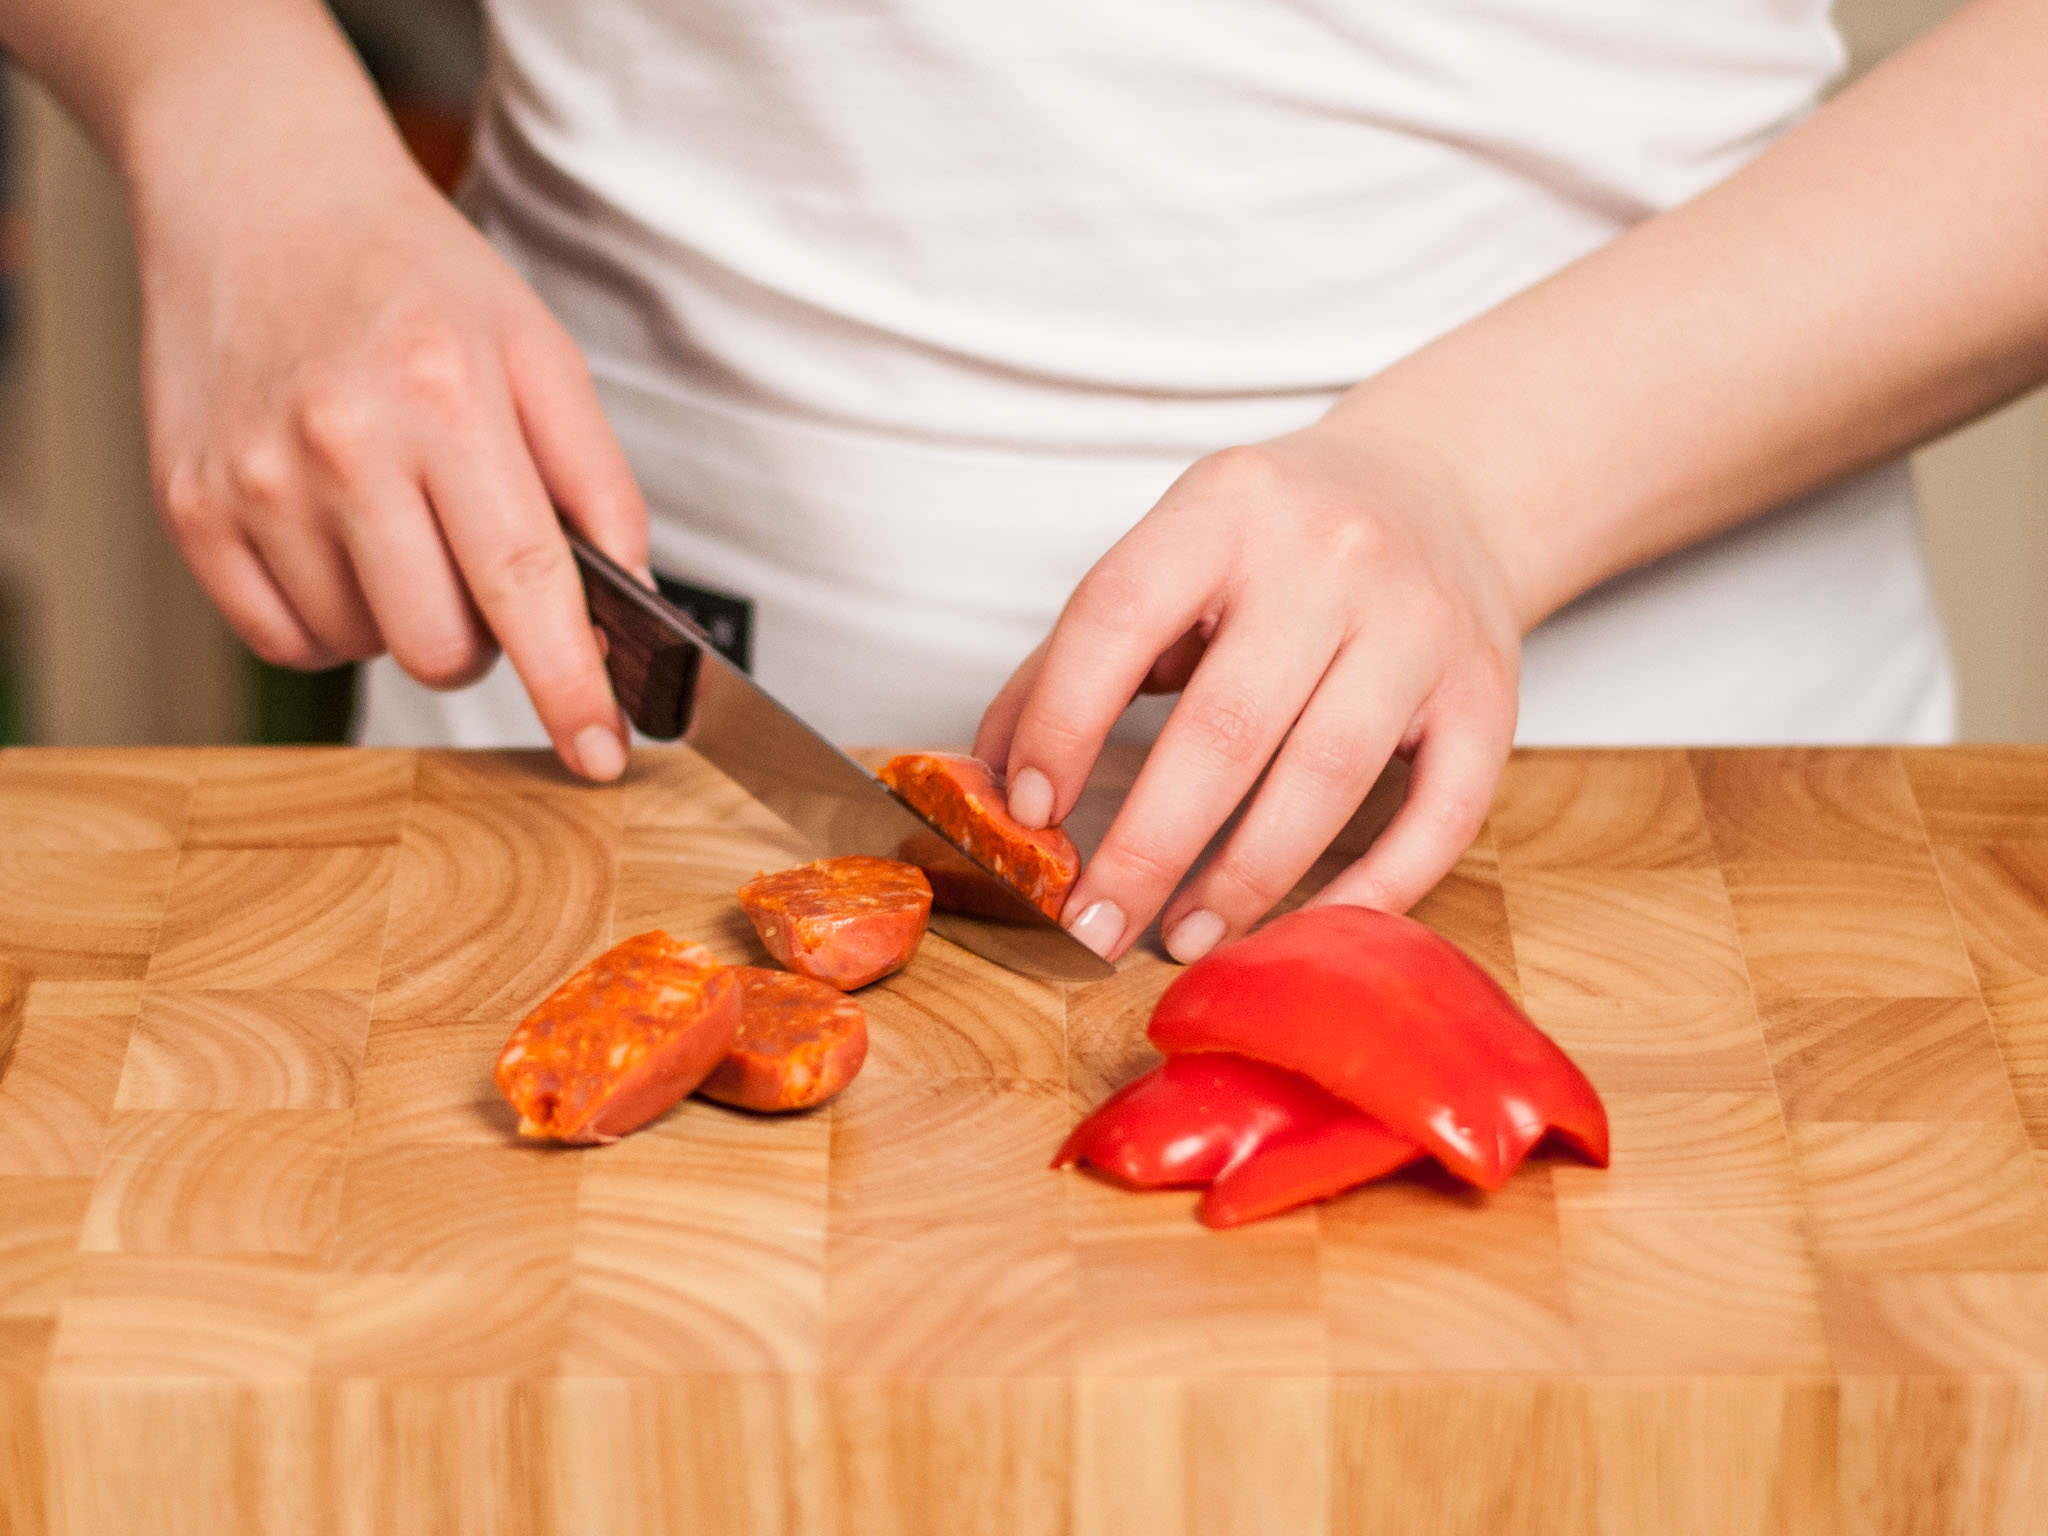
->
[133,134,647,778]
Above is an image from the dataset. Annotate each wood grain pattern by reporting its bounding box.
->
[182,749,416,850]
[1321,1175,1581,1374]
[114,992,370,1111]
[147,848,397,992]
[372,789,617,1022]
[0,750,196,852]
[0,958,25,1075]
[0,851,178,983]
[0,1008,138,1179]
[51,1256,322,1378]
[4,744,2048,1533]
[79,1111,351,1257]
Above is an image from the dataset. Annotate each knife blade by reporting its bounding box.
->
[567,529,1114,983]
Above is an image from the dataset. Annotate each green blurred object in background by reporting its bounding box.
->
[250,660,357,745]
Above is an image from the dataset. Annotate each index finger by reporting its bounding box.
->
[1052,580,1351,958]
[972,639,1046,772]
[1000,525,1218,828]
[505,314,651,583]
[426,386,627,781]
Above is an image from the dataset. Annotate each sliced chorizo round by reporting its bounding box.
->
[738,855,931,989]
[494,930,739,1144]
[878,752,1080,920]
[698,966,868,1112]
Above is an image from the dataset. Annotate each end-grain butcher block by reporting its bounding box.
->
[4,743,2048,1534]
[0,956,25,1073]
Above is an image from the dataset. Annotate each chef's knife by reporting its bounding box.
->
[567,529,1114,982]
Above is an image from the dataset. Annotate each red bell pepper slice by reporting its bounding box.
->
[1147,905,1608,1191]
[1053,1053,1420,1227]
[1202,1113,1419,1228]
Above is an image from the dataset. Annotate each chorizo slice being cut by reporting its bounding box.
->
[494,930,739,1145]
[877,752,1080,920]
[698,967,868,1112]
[737,855,932,989]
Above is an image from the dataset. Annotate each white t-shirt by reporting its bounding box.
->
[359,0,1955,750]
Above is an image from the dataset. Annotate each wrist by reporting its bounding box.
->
[114,8,418,252]
[1313,380,1564,635]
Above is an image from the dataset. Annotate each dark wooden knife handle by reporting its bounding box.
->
[565,529,702,741]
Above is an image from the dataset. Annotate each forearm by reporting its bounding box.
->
[1334,0,2048,630]
[0,0,414,217]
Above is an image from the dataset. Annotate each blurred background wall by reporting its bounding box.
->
[0,0,2041,747]
[1836,0,2048,742]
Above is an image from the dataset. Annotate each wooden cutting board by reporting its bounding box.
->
[3,743,2048,1535]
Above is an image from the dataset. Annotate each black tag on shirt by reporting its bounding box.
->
[653,571,755,673]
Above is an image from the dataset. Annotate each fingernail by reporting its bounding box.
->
[1008,766,1054,830]
[575,724,626,782]
[1165,909,1226,964]
[1066,899,1126,959]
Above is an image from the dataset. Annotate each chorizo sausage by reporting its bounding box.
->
[494,930,739,1144]
[737,856,932,989]
[698,967,868,1112]
[877,752,1080,920]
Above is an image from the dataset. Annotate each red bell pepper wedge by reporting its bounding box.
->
[1147,905,1608,1191]
[1202,1113,1420,1228]
[1052,1053,1420,1227]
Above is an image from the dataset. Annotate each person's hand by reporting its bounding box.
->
[134,133,646,779]
[975,421,1523,962]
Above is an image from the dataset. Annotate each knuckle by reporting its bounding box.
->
[396,333,475,416]
[398,632,491,690]
[1291,724,1377,794]
[1344,874,1399,912]
[156,460,213,541]
[244,627,325,672]
[227,436,293,504]
[1067,560,1153,636]
[294,388,379,473]
[1099,832,1182,894]
[1201,849,1285,912]
[1178,687,1266,770]
[1317,511,1383,575]
[1195,442,1290,503]
[1423,782,1494,846]
[1017,703,1092,769]
[485,536,571,601]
